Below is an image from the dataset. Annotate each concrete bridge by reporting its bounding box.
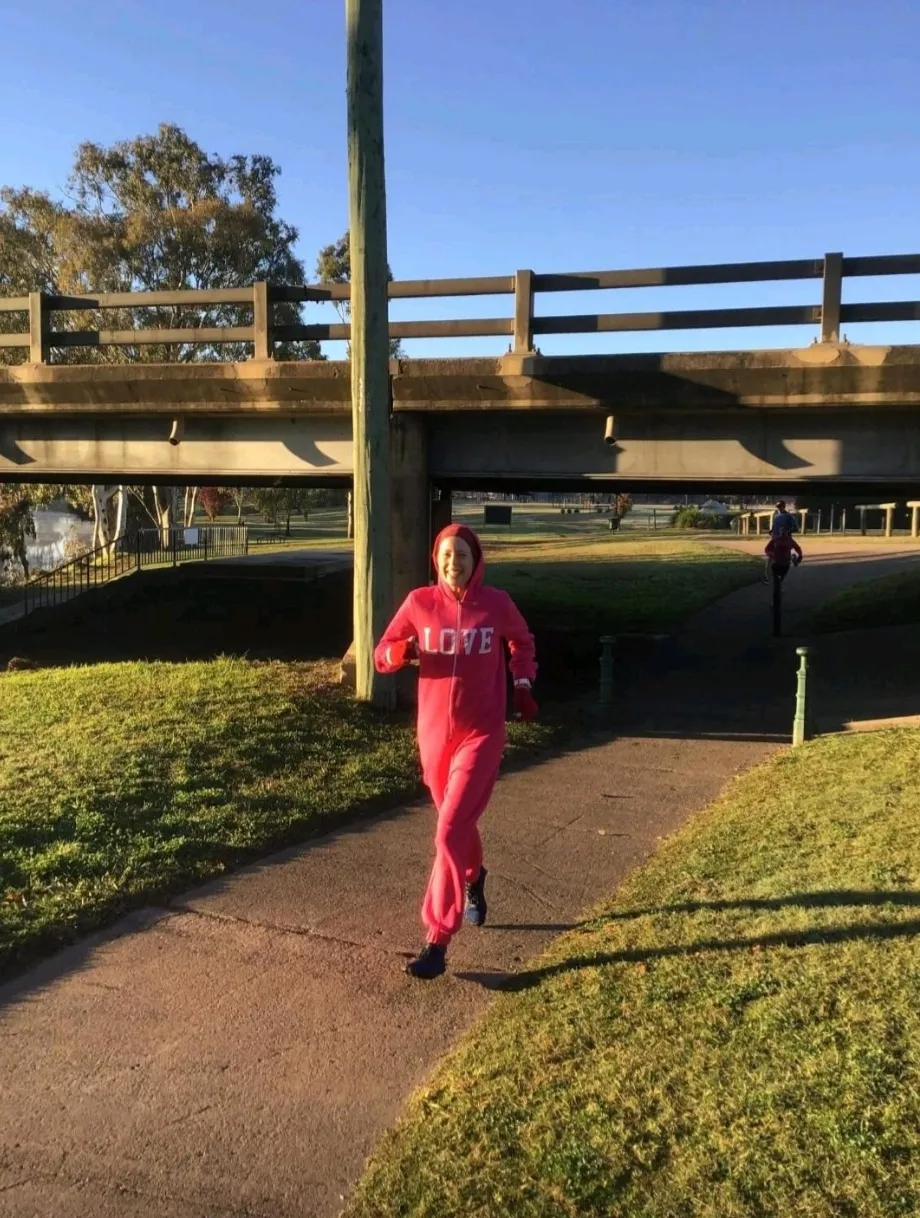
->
[3,249,920,595]
[3,345,920,488]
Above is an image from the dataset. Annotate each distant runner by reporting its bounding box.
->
[771,500,798,537]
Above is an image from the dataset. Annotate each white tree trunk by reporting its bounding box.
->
[91,485,129,559]
[184,486,199,528]
[91,485,113,551]
[112,487,128,543]
[155,486,179,545]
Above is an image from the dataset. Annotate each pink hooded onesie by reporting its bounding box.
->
[374,524,537,947]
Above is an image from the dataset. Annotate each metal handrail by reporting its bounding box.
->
[2,249,918,360]
[22,535,136,614]
[21,525,250,615]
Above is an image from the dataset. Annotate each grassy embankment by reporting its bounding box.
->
[811,566,920,634]
[347,728,920,1218]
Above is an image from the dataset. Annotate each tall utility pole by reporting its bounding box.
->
[346,0,393,707]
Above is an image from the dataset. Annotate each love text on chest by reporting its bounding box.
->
[421,626,495,656]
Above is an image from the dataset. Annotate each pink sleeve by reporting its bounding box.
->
[374,593,419,674]
[502,593,537,683]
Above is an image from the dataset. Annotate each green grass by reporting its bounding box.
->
[210,506,351,546]
[485,537,761,634]
[811,565,920,634]
[347,730,920,1218]
[0,658,560,980]
[246,536,353,555]
[453,504,704,550]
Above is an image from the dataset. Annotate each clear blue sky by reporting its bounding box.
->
[5,0,920,357]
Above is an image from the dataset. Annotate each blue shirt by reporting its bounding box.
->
[772,510,798,537]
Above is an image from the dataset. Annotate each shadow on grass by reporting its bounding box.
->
[588,888,920,921]
[455,889,920,991]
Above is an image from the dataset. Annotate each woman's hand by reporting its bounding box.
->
[385,638,418,669]
[513,683,539,722]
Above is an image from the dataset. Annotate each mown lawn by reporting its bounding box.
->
[487,537,760,634]
[812,565,920,634]
[0,658,558,980]
[347,729,920,1218]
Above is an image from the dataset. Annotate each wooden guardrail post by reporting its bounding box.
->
[881,502,896,538]
[820,251,843,343]
[513,269,535,354]
[29,292,48,363]
[252,282,271,359]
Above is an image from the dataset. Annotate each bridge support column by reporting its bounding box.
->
[341,414,434,697]
[391,414,431,605]
[430,487,452,549]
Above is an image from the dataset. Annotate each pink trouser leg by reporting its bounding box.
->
[421,733,503,948]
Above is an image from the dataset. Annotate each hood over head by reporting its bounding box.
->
[432,523,484,591]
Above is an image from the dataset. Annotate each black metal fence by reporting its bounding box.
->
[134,525,249,565]
[22,525,249,614]
[22,536,136,614]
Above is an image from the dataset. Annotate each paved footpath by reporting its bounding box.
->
[2,541,919,1218]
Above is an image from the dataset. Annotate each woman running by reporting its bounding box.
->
[374,523,538,979]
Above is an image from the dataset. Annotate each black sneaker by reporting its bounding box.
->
[405,943,446,980]
[464,867,488,927]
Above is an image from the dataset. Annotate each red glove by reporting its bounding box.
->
[513,684,538,722]
[385,638,418,669]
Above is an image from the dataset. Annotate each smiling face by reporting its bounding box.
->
[437,536,475,593]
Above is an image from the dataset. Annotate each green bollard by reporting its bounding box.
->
[792,646,809,746]
[599,635,616,706]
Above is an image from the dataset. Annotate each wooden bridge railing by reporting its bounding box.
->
[2,251,920,362]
